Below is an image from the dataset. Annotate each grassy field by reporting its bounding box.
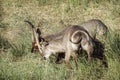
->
[0,0,120,80]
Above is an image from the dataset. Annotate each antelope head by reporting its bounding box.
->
[24,20,48,56]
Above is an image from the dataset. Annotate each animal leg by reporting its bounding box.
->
[56,53,65,64]
[72,52,78,69]
[87,50,93,63]
[64,52,72,69]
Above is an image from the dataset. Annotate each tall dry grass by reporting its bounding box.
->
[0,0,120,80]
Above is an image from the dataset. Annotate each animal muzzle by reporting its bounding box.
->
[43,56,47,60]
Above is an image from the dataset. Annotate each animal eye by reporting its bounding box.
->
[44,41,49,46]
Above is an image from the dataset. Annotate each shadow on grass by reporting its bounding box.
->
[10,42,28,61]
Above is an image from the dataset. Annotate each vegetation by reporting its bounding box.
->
[0,0,120,80]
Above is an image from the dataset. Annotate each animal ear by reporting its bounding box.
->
[36,28,44,42]
[36,28,41,35]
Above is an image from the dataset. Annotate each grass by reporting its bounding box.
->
[0,0,120,80]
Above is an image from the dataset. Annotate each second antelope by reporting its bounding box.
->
[80,19,108,39]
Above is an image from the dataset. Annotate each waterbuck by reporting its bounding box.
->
[25,21,95,69]
[80,19,108,39]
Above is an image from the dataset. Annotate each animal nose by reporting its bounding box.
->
[43,56,47,60]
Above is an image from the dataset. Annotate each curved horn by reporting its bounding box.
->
[24,20,44,56]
